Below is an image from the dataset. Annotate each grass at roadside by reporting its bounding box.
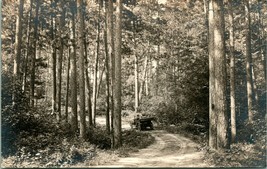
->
[1,125,155,168]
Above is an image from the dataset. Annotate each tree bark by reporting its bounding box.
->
[13,0,24,105]
[92,30,100,127]
[84,35,93,127]
[104,5,110,132]
[57,1,66,121]
[145,54,149,96]
[213,0,229,150]
[228,0,236,143]
[77,0,86,139]
[51,0,57,114]
[92,3,101,126]
[113,0,122,148]
[208,0,217,150]
[30,0,40,107]
[245,0,254,123]
[65,47,71,123]
[22,0,33,93]
[139,54,148,101]
[69,1,78,133]
[134,25,139,113]
[107,0,115,145]
[96,64,105,98]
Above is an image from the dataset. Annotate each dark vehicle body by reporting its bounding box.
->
[131,117,154,131]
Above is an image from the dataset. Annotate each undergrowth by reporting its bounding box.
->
[1,107,155,168]
[204,118,266,167]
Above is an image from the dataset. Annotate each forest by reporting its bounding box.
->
[1,0,266,167]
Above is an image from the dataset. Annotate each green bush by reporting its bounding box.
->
[87,127,111,149]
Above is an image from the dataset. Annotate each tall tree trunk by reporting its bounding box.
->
[84,35,93,127]
[265,44,267,86]
[56,1,66,121]
[22,0,33,93]
[257,0,266,85]
[113,0,122,148]
[51,0,57,114]
[134,24,139,113]
[154,45,159,96]
[245,0,254,123]
[213,0,229,150]
[139,54,148,101]
[92,34,100,127]
[145,54,149,96]
[252,66,259,103]
[30,0,40,107]
[208,0,217,150]
[228,0,236,143]
[77,0,86,139]
[96,64,105,98]
[104,5,110,132]
[13,0,24,105]
[65,47,71,123]
[107,0,115,145]
[69,3,78,133]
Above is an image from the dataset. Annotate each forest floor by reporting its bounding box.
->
[90,116,212,168]
[1,114,212,168]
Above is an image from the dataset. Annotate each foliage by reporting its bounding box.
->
[204,118,266,167]
[164,122,207,144]
[1,72,31,156]
[87,126,111,149]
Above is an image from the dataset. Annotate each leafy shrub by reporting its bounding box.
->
[122,129,155,149]
[87,127,111,149]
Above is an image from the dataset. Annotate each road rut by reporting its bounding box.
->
[92,129,210,167]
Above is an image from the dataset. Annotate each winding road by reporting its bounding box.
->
[92,116,211,167]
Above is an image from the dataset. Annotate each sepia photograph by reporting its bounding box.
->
[1,0,266,168]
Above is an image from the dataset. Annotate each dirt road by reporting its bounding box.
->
[92,117,211,167]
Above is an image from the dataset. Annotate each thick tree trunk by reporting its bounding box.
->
[208,0,217,149]
[30,0,40,107]
[57,1,66,121]
[13,0,24,105]
[245,0,254,123]
[213,0,229,150]
[113,0,122,148]
[228,0,236,143]
[77,0,86,139]
[69,5,78,133]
